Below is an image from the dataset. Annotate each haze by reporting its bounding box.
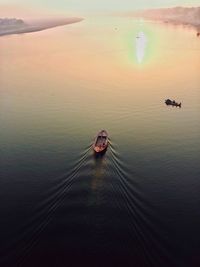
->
[0,0,200,15]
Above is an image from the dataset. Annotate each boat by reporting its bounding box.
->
[165,99,181,107]
[93,130,109,154]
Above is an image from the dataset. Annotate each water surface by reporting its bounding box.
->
[0,16,200,267]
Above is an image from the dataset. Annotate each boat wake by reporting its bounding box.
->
[106,141,170,266]
[13,144,93,266]
[5,140,170,267]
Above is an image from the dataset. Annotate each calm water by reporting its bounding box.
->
[0,16,200,267]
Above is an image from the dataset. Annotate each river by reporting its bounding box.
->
[0,16,200,267]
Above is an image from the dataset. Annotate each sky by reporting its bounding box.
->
[0,0,200,17]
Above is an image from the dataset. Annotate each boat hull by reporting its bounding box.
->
[93,130,108,154]
[165,99,181,107]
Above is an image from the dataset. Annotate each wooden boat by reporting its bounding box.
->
[165,99,181,107]
[93,130,109,153]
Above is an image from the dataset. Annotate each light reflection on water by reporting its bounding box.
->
[91,152,107,190]
[136,31,147,64]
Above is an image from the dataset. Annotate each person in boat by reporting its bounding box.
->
[165,99,172,105]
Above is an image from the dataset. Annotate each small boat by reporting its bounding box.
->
[93,130,109,154]
[165,99,181,107]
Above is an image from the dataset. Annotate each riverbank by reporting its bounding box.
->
[117,7,200,31]
[0,17,83,36]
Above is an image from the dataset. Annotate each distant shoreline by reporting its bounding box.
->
[116,7,200,32]
[0,17,83,37]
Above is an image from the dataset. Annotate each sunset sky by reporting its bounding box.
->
[0,0,200,14]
